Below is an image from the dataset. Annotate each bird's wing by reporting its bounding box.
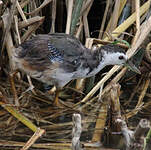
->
[48,33,87,72]
[16,33,87,72]
[16,35,63,72]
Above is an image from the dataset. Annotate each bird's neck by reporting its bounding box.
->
[85,48,106,77]
[86,49,119,77]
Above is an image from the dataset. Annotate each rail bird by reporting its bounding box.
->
[13,33,140,107]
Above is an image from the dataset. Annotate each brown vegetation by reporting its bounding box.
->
[0,0,151,149]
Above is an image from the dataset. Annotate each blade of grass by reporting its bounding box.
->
[0,100,38,132]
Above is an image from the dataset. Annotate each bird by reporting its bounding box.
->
[12,33,140,107]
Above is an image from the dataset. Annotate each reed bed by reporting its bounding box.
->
[0,0,151,149]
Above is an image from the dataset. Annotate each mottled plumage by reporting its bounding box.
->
[14,33,100,87]
[12,33,141,107]
[14,33,140,89]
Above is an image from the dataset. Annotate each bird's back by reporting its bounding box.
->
[14,33,95,87]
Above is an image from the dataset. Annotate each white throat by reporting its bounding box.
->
[103,51,126,65]
[86,51,127,77]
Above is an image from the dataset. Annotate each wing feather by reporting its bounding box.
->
[16,33,87,72]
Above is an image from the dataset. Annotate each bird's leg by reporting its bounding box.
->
[26,75,36,95]
[9,70,19,106]
[53,89,63,108]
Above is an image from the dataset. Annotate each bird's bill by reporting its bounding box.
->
[124,60,141,74]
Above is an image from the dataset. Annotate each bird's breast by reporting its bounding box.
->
[85,61,106,77]
[48,67,90,87]
[72,67,90,79]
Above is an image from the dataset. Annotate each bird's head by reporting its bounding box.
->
[100,44,141,74]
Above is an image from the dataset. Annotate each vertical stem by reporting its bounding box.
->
[65,0,74,34]
[72,114,82,150]
[16,0,27,22]
[50,0,57,33]
[132,0,140,45]
[9,71,19,106]
[83,0,94,38]
[135,0,140,31]
[110,0,121,32]
[70,0,84,35]
[98,0,110,39]
[144,127,151,150]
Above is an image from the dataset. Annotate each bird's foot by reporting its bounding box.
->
[53,89,65,108]
[27,75,36,95]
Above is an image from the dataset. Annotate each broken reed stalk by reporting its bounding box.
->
[9,71,19,106]
[134,119,150,141]
[132,0,140,45]
[116,119,133,149]
[92,83,121,142]
[110,83,121,116]
[6,32,16,71]
[25,0,53,16]
[6,32,20,106]
[116,119,150,150]
[133,119,150,150]
[135,75,150,109]
[75,78,85,91]
[21,128,45,150]
[72,113,82,150]
[92,102,108,142]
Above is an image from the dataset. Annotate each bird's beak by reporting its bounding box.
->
[124,59,141,74]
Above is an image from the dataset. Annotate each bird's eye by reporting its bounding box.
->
[119,56,124,60]
[73,59,78,64]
